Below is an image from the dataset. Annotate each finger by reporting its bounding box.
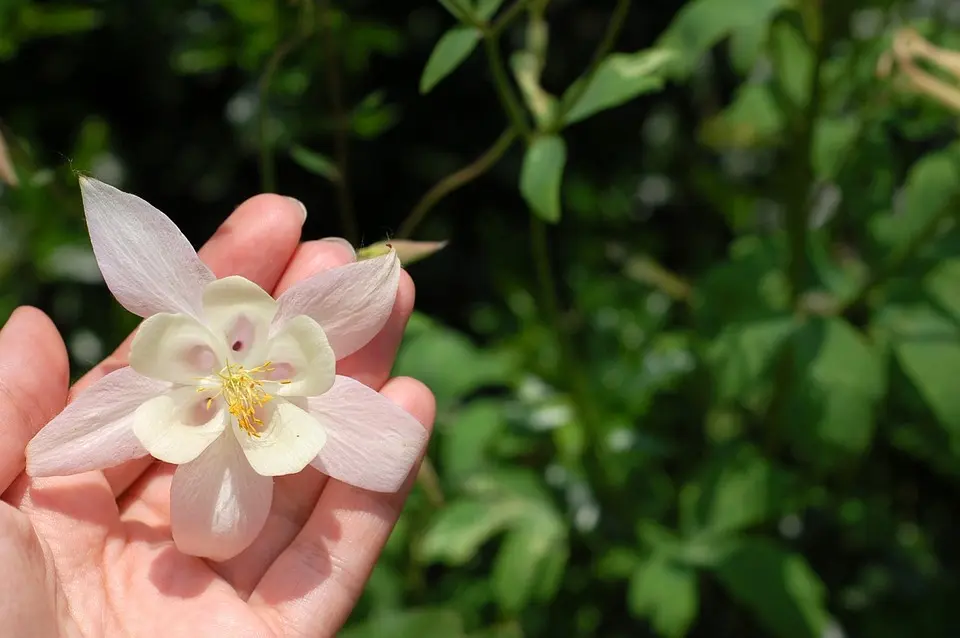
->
[97,195,308,495]
[249,377,435,637]
[0,308,70,492]
[213,252,416,595]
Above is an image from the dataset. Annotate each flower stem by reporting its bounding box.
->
[397,128,518,239]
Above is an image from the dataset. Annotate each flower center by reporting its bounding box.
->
[202,362,277,438]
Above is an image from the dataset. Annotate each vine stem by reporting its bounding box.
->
[258,39,298,194]
[397,128,518,238]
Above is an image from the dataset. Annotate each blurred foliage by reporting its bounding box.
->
[7,0,960,636]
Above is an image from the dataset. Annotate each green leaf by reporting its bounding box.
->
[289,145,341,182]
[417,499,524,564]
[769,20,813,108]
[491,513,568,612]
[691,446,790,536]
[19,5,103,36]
[707,316,796,405]
[699,83,785,149]
[394,312,510,409]
[882,303,960,435]
[441,400,507,483]
[871,146,960,253]
[520,135,566,223]
[562,49,674,125]
[629,554,699,637]
[657,0,790,76]
[714,539,829,638]
[420,26,482,94]
[474,0,506,20]
[812,117,859,180]
[341,608,466,638]
[785,318,884,461]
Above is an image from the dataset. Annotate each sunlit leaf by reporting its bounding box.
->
[714,539,830,638]
[420,26,482,94]
[340,608,466,638]
[785,318,884,461]
[491,512,568,612]
[562,49,674,125]
[629,554,699,637]
[418,499,523,564]
[519,135,566,223]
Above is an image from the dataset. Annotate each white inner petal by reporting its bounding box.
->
[265,315,336,398]
[132,386,228,465]
[129,313,228,385]
[234,398,327,476]
[202,276,278,366]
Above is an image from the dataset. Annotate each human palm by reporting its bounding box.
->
[0,195,433,637]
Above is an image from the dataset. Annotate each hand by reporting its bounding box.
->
[0,195,435,637]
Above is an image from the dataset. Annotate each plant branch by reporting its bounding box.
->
[483,20,532,137]
[319,0,359,244]
[398,127,518,238]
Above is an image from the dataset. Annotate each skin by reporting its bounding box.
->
[0,195,435,637]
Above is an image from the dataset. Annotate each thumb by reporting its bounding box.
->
[0,307,69,492]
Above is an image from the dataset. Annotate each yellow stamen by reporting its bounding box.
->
[198,361,285,438]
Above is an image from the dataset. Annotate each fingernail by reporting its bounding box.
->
[286,197,308,224]
[320,237,357,260]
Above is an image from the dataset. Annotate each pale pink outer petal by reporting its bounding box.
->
[201,276,278,365]
[129,313,227,385]
[272,250,400,360]
[267,315,336,398]
[235,399,327,477]
[26,367,170,477]
[307,375,428,493]
[170,431,273,561]
[80,177,215,319]
[132,388,228,465]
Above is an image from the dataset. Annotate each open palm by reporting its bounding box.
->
[0,195,434,637]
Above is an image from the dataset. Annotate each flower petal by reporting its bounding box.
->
[307,375,427,492]
[235,399,327,477]
[79,177,215,319]
[273,250,400,360]
[266,315,336,398]
[202,276,278,366]
[129,313,227,384]
[132,387,228,465]
[170,431,273,561]
[26,367,169,477]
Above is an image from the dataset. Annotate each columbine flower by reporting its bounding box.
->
[26,177,428,561]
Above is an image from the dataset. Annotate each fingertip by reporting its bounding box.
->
[273,238,357,295]
[0,306,68,389]
[396,269,416,321]
[201,194,306,285]
[379,376,437,432]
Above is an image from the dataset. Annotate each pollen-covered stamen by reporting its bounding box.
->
[196,361,290,438]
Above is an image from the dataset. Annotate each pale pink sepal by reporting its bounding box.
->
[307,375,427,493]
[80,177,215,319]
[170,431,273,561]
[273,250,400,360]
[26,367,169,477]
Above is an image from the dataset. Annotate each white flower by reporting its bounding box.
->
[26,177,428,561]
